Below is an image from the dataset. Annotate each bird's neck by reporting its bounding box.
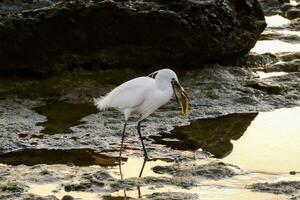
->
[155,79,173,97]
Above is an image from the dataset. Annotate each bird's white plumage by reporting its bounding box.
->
[94,69,179,121]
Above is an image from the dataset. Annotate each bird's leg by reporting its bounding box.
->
[138,158,147,177]
[119,121,127,164]
[137,121,148,159]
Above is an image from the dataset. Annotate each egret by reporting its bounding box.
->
[94,68,189,159]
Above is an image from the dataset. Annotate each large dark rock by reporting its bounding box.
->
[0,0,266,74]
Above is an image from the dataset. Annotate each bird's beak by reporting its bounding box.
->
[171,80,189,117]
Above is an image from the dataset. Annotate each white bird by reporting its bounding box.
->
[94,68,189,159]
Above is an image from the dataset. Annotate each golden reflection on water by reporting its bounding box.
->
[28,183,102,200]
[223,107,300,173]
[108,157,172,179]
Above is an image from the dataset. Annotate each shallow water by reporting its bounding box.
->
[223,107,300,173]
[15,107,299,200]
[152,107,300,174]
[251,40,300,54]
[35,101,98,134]
[0,149,123,167]
[265,15,289,27]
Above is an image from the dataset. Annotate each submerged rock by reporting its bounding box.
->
[248,181,300,195]
[152,161,244,180]
[0,0,266,73]
[21,194,59,200]
[145,192,198,200]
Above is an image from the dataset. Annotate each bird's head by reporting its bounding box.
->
[150,69,189,117]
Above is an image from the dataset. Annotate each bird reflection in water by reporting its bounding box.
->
[118,158,148,199]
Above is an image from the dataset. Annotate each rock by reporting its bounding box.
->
[0,0,266,74]
[258,0,282,15]
[22,194,59,200]
[276,52,300,61]
[152,161,244,180]
[225,53,279,68]
[146,192,199,200]
[281,2,294,12]
[0,0,59,15]
[245,79,284,95]
[265,59,300,72]
[61,195,74,200]
[285,7,300,19]
[248,181,300,195]
[260,29,300,43]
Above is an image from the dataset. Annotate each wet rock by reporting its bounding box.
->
[0,0,59,15]
[22,194,59,200]
[152,161,244,180]
[226,53,279,68]
[285,7,300,19]
[260,29,300,43]
[258,0,282,15]
[0,181,26,193]
[265,60,300,72]
[0,0,266,73]
[146,192,198,200]
[248,181,300,195]
[64,182,94,192]
[276,52,300,61]
[284,18,300,31]
[61,195,74,200]
[64,169,114,192]
[1,63,299,157]
[246,77,287,95]
[281,3,295,12]
[0,181,28,199]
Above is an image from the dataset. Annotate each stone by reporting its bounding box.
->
[265,60,300,72]
[285,7,300,19]
[258,0,282,15]
[0,0,266,74]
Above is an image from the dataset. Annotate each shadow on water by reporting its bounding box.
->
[35,101,98,134]
[0,149,126,166]
[151,113,258,158]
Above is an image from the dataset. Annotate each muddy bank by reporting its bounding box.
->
[0,0,265,73]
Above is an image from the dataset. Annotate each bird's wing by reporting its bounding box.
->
[95,77,155,111]
[138,103,160,121]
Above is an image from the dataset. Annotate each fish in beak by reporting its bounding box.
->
[171,79,189,117]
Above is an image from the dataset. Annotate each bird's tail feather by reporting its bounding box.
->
[93,96,109,111]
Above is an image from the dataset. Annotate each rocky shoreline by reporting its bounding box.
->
[1,0,300,200]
